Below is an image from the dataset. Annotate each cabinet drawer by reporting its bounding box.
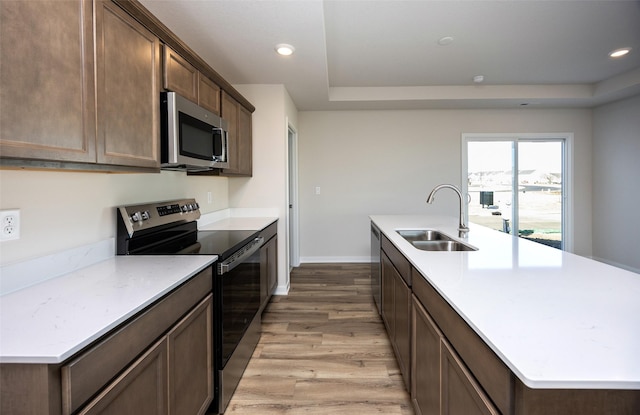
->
[62,268,212,414]
[260,222,277,242]
[381,235,411,286]
[412,268,513,414]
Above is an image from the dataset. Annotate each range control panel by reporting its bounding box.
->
[156,202,199,217]
[118,198,201,237]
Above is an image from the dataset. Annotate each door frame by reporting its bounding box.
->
[287,123,300,268]
[461,133,574,252]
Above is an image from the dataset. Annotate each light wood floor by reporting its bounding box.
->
[224,263,414,415]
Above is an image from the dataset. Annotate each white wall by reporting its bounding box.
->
[0,169,228,265]
[0,83,299,293]
[0,83,300,291]
[592,94,640,273]
[298,108,594,262]
[231,84,298,293]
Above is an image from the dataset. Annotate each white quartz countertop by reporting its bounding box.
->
[370,215,640,390]
[0,256,216,364]
[199,216,277,231]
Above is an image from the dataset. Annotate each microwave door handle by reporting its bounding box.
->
[212,127,227,162]
[221,129,228,162]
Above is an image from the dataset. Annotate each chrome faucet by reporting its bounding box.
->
[426,184,469,234]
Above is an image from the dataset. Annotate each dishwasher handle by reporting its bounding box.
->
[217,236,264,275]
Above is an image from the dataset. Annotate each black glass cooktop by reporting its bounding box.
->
[187,230,259,259]
[122,221,258,260]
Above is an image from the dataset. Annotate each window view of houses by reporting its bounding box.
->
[467,141,563,249]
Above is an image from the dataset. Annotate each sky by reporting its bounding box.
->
[468,141,562,173]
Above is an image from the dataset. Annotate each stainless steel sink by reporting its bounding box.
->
[396,229,478,251]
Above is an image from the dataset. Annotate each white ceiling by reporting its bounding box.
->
[139,0,640,110]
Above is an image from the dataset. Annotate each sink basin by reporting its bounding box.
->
[411,240,477,251]
[396,229,454,242]
[396,229,478,252]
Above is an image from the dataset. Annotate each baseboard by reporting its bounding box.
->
[299,256,371,264]
[274,282,290,296]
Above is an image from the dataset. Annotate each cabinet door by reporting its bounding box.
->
[236,104,253,176]
[163,46,198,102]
[78,338,168,415]
[220,91,252,176]
[394,270,411,390]
[198,74,221,115]
[221,91,239,172]
[441,339,499,415]
[381,252,395,336]
[267,236,278,295]
[411,295,442,415]
[168,295,213,415]
[95,0,161,169]
[0,0,96,163]
[260,236,277,310]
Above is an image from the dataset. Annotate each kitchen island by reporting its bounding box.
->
[371,214,640,414]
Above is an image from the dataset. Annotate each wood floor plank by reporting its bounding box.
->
[224,263,414,415]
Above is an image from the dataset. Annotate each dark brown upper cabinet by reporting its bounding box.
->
[220,91,252,177]
[95,0,161,169]
[0,0,162,172]
[163,46,221,116]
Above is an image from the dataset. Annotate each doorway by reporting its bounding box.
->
[462,134,572,250]
[288,124,300,268]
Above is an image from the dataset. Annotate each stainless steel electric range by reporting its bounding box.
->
[116,198,263,414]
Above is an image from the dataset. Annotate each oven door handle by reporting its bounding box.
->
[217,236,265,275]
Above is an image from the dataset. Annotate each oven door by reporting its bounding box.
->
[213,236,264,414]
[219,238,263,365]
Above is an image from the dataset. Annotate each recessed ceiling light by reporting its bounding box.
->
[275,44,295,56]
[609,47,631,58]
[437,36,454,46]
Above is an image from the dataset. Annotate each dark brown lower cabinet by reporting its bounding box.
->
[259,223,278,312]
[77,294,213,415]
[441,339,500,415]
[381,252,395,332]
[389,240,640,415]
[77,338,169,415]
[381,251,411,389]
[0,269,213,415]
[411,295,441,415]
[168,295,213,415]
[412,293,498,415]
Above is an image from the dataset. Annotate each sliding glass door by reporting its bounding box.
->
[464,135,569,250]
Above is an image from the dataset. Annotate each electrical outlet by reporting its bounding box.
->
[207,192,213,204]
[1,209,20,241]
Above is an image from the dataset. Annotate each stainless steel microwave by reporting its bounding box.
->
[161,91,229,171]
